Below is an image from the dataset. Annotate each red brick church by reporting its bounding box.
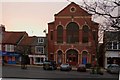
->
[48,2,99,66]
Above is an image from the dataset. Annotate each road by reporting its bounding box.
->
[2,65,119,80]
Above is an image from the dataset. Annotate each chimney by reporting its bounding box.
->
[0,24,5,32]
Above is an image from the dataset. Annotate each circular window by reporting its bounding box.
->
[70,6,76,13]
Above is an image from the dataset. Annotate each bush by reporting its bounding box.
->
[86,63,91,68]
[90,67,103,75]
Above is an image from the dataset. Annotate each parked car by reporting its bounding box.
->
[107,64,120,74]
[77,64,86,72]
[43,60,57,70]
[60,63,72,71]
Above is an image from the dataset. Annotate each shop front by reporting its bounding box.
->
[29,55,47,65]
[2,51,20,64]
[105,51,120,68]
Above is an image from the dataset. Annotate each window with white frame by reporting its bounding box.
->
[35,57,44,64]
[107,41,120,50]
[35,46,44,54]
[5,45,14,52]
[38,38,44,43]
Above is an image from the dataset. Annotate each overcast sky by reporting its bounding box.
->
[0,0,118,36]
[0,0,84,36]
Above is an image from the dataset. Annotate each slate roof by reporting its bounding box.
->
[19,36,36,46]
[105,31,120,41]
[2,31,27,44]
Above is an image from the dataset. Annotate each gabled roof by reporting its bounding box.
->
[20,36,46,46]
[2,31,27,44]
[55,2,92,16]
[19,36,36,46]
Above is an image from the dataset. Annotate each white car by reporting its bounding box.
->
[107,64,120,74]
[60,63,72,71]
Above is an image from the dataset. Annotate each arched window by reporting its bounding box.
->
[66,22,79,43]
[82,25,89,43]
[57,25,63,43]
[57,50,62,64]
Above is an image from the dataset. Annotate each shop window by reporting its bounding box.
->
[35,58,40,63]
[107,57,112,64]
[41,58,44,63]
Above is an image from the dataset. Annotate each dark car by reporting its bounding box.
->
[43,60,57,70]
[77,64,86,72]
[60,63,72,71]
[107,64,120,74]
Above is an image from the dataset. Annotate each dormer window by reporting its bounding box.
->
[38,38,44,43]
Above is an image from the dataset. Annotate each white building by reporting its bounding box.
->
[104,31,120,68]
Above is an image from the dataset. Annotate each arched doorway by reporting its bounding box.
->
[82,51,88,64]
[66,49,78,65]
[57,50,62,64]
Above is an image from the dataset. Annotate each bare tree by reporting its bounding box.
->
[80,0,120,30]
[80,0,120,69]
[15,45,31,69]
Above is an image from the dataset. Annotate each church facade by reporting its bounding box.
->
[48,2,99,66]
